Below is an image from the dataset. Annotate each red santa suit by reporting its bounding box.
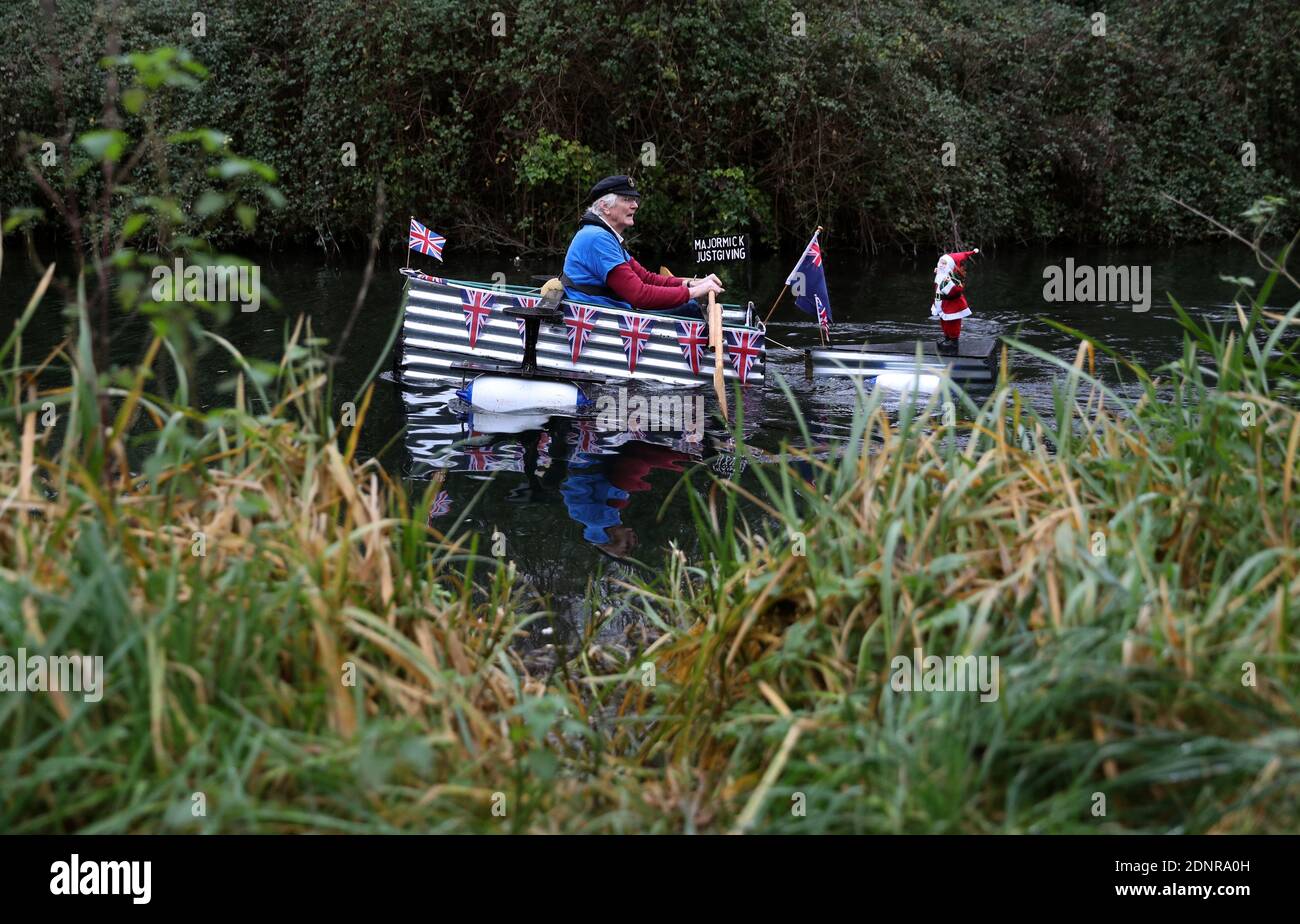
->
[930,249,978,340]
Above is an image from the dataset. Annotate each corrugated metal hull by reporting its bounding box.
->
[808,347,996,383]
[399,276,765,387]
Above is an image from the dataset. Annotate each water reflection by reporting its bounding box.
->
[410,384,719,538]
[407,384,737,654]
[561,439,694,561]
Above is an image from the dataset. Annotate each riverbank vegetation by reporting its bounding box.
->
[4,0,1299,254]
[3,234,1297,831]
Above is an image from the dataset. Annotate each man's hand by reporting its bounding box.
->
[688,276,725,300]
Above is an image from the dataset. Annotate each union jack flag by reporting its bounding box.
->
[619,314,656,375]
[676,321,708,375]
[428,490,452,520]
[725,329,764,386]
[564,305,599,363]
[408,217,446,260]
[461,288,493,348]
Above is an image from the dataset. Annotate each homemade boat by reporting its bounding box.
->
[396,269,767,409]
[395,268,999,410]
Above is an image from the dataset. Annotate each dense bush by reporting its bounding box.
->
[3,0,1298,254]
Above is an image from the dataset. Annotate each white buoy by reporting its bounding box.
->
[874,372,942,394]
[458,375,586,413]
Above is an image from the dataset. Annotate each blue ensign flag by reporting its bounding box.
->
[785,231,831,331]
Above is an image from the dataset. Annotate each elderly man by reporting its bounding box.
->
[561,175,724,316]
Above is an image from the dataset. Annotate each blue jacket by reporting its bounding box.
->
[561,223,631,310]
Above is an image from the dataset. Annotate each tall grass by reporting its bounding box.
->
[1,254,1297,832]
[0,275,561,832]
[605,269,1300,834]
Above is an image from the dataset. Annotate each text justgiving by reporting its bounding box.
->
[692,235,747,263]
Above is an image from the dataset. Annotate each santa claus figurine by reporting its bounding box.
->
[930,249,979,352]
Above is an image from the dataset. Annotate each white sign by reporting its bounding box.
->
[693,234,747,264]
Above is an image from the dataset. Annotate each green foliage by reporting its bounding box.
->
[516,133,599,190]
[6,27,286,396]
[1,0,1299,254]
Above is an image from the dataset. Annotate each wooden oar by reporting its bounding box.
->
[667,264,728,421]
[708,289,729,423]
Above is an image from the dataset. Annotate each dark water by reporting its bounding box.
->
[3,243,1293,642]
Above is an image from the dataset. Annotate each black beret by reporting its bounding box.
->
[588,175,640,204]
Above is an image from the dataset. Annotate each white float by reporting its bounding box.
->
[873,372,942,394]
[457,375,587,413]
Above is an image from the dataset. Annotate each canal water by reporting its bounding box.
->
[2,242,1292,646]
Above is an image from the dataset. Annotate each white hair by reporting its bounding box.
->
[587,193,617,217]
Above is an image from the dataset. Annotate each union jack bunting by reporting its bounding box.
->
[725,329,764,385]
[515,295,539,345]
[573,418,599,454]
[618,314,656,375]
[461,288,493,348]
[564,305,599,363]
[428,490,452,519]
[464,444,494,472]
[676,320,708,375]
[401,267,445,284]
[408,217,446,260]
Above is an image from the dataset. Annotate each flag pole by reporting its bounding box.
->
[761,284,787,327]
[405,216,411,269]
[764,226,822,326]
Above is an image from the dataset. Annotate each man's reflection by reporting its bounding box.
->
[560,439,692,561]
